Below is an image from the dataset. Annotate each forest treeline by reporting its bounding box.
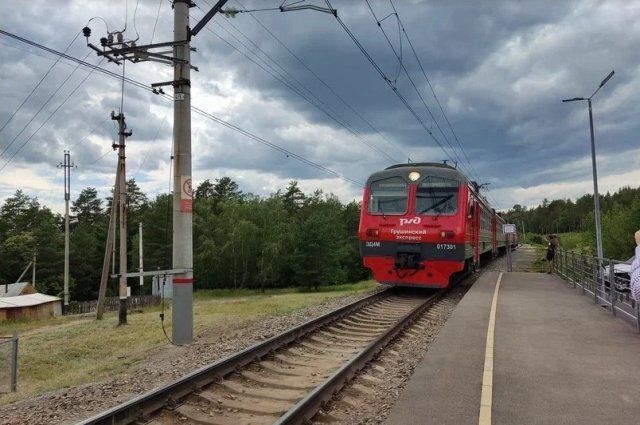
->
[1,181,638,301]
[503,186,640,259]
[0,178,368,301]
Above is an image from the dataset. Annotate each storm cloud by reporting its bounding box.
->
[1,0,638,213]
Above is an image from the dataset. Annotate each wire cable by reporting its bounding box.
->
[192,7,398,163]
[149,0,163,43]
[0,56,105,172]
[0,29,363,187]
[0,31,80,136]
[388,0,482,183]
[0,50,94,160]
[132,0,141,42]
[325,3,457,168]
[233,0,411,161]
[364,0,470,177]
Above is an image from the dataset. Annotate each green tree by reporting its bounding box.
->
[71,187,103,224]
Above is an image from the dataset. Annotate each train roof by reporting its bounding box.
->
[367,162,469,186]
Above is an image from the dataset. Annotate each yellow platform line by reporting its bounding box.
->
[479,272,503,425]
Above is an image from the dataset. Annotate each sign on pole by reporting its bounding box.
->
[503,223,516,234]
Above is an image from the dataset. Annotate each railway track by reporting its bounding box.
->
[79,289,444,425]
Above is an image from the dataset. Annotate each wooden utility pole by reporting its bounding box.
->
[96,165,120,320]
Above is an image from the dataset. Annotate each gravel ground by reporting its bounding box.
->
[0,289,380,425]
[312,276,476,424]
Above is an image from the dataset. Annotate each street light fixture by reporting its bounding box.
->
[562,70,615,259]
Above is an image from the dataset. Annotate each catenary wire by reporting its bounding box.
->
[388,0,482,183]
[232,0,411,161]
[364,0,470,178]
[192,7,398,163]
[323,1,459,169]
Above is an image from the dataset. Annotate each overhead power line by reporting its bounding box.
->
[0,31,80,136]
[193,6,398,163]
[232,0,412,161]
[0,50,95,162]
[387,0,482,183]
[323,0,459,169]
[364,0,471,180]
[0,54,105,173]
[0,29,363,187]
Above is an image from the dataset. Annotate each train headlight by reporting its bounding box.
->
[408,171,420,181]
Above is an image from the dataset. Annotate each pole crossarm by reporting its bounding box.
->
[192,0,229,37]
[110,269,192,279]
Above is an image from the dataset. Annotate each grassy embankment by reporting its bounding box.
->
[0,281,376,405]
[524,231,592,253]
[523,232,592,272]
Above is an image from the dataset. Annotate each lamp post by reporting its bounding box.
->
[562,70,614,259]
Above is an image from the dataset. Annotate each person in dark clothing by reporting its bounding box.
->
[546,234,558,274]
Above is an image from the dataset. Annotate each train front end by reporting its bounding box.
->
[358,163,467,288]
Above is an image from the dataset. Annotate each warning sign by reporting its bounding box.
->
[181,176,192,213]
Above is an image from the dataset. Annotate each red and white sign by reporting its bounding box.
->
[181,176,192,213]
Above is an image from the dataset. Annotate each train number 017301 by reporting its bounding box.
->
[436,244,456,250]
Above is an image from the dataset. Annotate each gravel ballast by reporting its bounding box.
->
[0,290,378,425]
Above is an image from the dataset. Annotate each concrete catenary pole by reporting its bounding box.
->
[114,112,129,325]
[172,0,194,344]
[58,151,73,312]
[139,222,144,286]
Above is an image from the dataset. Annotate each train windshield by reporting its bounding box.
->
[368,177,408,215]
[416,176,459,215]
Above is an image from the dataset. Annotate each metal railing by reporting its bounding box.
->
[0,334,18,393]
[556,248,639,331]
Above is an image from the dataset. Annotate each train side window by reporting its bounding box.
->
[368,177,408,215]
[417,176,459,215]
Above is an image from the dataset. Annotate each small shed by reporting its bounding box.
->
[0,282,37,298]
[0,293,62,321]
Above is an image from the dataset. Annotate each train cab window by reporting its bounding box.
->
[416,176,459,215]
[368,177,408,215]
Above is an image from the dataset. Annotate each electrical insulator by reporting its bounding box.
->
[107,33,113,45]
[100,37,108,47]
[117,32,123,43]
[82,26,91,38]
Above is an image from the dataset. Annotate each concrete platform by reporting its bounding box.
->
[385,271,640,425]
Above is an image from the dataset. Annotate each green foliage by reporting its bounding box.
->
[0,178,371,301]
[504,186,639,259]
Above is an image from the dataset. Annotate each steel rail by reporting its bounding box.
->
[274,290,443,425]
[76,289,389,425]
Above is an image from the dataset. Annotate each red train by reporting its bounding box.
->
[358,163,514,288]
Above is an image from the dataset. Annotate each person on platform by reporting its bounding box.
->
[630,230,640,303]
[546,234,558,274]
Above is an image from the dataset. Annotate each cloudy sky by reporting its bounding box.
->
[0,0,638,214]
